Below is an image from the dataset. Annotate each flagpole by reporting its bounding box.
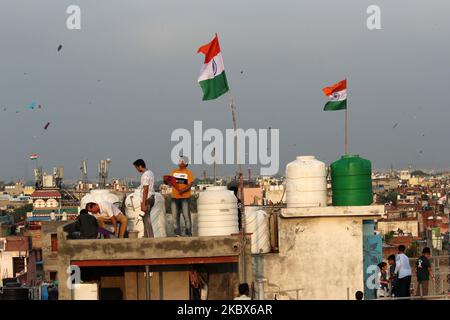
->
[228,90,247,283]
[345,108,348,155]
[228,92,243,182]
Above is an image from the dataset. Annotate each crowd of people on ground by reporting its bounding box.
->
[375,245,434,299]
[68,156,195,240]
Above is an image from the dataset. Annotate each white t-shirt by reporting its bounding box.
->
[234,295,251,300]
[395,253,412,279]
[98,201,122,218]
[140,169,155,199]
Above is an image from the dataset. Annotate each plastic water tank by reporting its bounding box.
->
[285,155,327,208]
[330,154,373,206]
[197,186,239,236]
[80,189,121,210]
[124,189,167,238]
[73,283,98,300]
[245,206,271,254]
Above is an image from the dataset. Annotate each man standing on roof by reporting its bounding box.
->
[394,245,412,297]
[170,156,194,236]
[86,201,128,238]
[133,159,155,238]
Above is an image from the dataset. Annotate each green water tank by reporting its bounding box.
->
[331,154,373,206]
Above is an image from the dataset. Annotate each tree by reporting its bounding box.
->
[377,190,398,205]
[384,231,395,243]
[11,204,33,223]
[411,170,429,177]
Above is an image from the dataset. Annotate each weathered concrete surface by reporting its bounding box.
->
[376,220,419,237]
[281,205,384,218]
[40,221,67,280]
[56,223,251,300]
[253,206,383,300]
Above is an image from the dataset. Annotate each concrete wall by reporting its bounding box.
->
[40,221,67,279]
[0,251,25,279]
[55,230,252,300]
[376,220,419,237]
[252,206,383,300]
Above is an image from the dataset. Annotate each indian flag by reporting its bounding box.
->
[322,79,347,111]
[30,154,38,160]
[197,34,229,100]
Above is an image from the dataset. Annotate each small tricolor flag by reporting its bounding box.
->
[197,34,229,101]
[322,79,347,111]
[30,154,38,160]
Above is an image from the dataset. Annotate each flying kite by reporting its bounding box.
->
[27,102,36,110]
[44,122,50,130]
[392,122,399,129]
[57,45,63,52]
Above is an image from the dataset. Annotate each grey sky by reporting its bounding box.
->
[1,0,450,181]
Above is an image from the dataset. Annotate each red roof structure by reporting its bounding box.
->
[30,190,61,199]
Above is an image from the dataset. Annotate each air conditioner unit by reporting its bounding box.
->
[0,239,6,251]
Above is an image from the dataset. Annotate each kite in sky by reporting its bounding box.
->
[57,44,63,52]
[27,102,36,110]
[392,122,399,129]
[44,122,50,130]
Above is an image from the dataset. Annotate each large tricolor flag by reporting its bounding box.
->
[322,79,347,111]
[30,154,38,160]
[197,34,229,100]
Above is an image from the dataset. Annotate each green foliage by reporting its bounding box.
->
[377,190,398,205]
[405,241,418,257]
[11,204,33,223]
[384,231,395,243]
[411,170,429,177]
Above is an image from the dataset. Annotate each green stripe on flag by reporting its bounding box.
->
[324,100,347,111]
[199,71,229,101]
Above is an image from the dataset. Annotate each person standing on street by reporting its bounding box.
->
[394,245,412,297]
[133,159,155,238]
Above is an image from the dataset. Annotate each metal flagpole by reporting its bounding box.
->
[344,79,348,155]
[227,91,247,282]
[345,108,348,155]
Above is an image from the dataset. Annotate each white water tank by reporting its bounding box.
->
[124,190,167,238]
[197,186,239,236]
[73,283,98,300]
[80,189,121,210]
[286,155,327,208]
[245,206,271,254]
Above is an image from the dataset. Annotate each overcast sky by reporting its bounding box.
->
[1,0,450,182]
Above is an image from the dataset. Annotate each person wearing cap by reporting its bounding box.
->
[170,156,194,236]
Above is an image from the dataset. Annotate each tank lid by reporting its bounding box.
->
[341,154,360,159]
[206,186,228,191]
[296,155,316,160]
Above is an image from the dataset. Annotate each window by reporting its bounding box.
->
[13,257,25,276]
[51,234,58,252]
